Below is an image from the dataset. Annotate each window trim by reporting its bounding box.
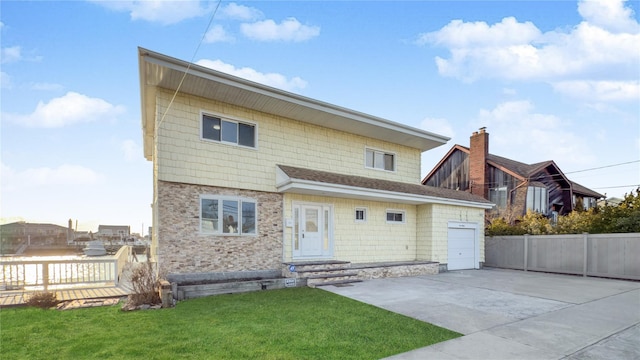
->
[199,195,257,236]
[364,147,396,172]
[489,186,508,208]
[526,186,548,214]
[385,209,406,224]
[355,207,368,223]
[200,111,258,149]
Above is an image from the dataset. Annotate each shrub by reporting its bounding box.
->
[26,291,59,309]
[126,261,162,307]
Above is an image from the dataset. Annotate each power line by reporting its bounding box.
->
[564,160,640,174]
[591,185,640,190]
[156,0,223,130]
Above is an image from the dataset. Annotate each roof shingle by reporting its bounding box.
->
[278,165,492,205]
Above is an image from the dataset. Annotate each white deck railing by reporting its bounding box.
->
[0,246,132,291]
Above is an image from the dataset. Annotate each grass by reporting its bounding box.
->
[1,287,461,359]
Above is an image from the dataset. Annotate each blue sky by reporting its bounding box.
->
[1,0,639,233]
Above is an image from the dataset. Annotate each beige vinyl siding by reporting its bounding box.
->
[283,194,417,263]
[153,90,422,191]
[417,204,485,263]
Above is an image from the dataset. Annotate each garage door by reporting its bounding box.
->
[448,227,476,270]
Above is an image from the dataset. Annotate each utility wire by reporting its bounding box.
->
[156,0,223,130]
[564,160,640,174]
[592,185,640,190]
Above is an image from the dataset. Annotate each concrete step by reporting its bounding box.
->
[310,279,363,288]
[306,272,359,280]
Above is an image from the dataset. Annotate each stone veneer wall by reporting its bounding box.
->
[352,261,439,279]
[157,180,283,276]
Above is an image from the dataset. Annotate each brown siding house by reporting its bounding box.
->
[423,128,604,220]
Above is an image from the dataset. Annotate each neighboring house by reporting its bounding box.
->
[138,48,493,282]
[0,221,70,249]
[97,225,131,241]
[422,128,604,220]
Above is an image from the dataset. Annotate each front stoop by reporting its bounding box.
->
[282,260,362,288]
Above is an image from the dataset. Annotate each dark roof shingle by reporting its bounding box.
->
[278,165,492,205]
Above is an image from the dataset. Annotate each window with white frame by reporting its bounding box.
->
[526,186,548,214]
[365,148,395,171]
[386,210,405,223]
[201,196,256,235]
[355,207,367,222]
[202,114,256,148]
[489,186,507,208]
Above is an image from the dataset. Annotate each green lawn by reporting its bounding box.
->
[1,287,460,359]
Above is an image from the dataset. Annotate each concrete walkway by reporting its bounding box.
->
[322,268,640,360]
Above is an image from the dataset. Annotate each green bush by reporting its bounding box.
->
[486,187,640,235]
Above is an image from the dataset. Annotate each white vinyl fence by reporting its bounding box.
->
[485,233,640,281]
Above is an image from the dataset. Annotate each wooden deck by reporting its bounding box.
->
[0,286,129,307]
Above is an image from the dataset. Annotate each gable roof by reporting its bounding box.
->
[277,165,493,209]
[138,48,449,160]
[422,144,604,198]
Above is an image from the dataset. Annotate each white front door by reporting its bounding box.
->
[301,205,322,256]
[293,203,333,259]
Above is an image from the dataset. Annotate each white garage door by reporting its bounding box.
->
[448,227,477,270]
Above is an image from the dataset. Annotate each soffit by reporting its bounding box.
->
[139,48,449,155]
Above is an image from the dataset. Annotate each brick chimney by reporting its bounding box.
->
[469,127,489,198]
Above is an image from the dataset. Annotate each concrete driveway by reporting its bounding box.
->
[322,268,640,360]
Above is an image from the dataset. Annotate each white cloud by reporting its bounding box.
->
[1,46,22,64]
[1,71,11,89]
[241,17,320,42]
[552,80,640,102]
[419,117,455,138]
[417,17,541,48]
[578,0,639,33]
[418,0,640,89]
[121,139,143,162]
[3,91,125,128]
[196,59,307,92]
[204,24,235,43]
[1,162,104,192]
[475,100,595,165]
[91,0,208,25]
[221,2,262,21]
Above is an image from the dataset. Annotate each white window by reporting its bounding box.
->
[201,196,256,235]
[202,114,256,148]
[526,186,548,214]
[489,186,507,208]
[355,207,367,222]
[365,148,395,171]
[386,210,405,223]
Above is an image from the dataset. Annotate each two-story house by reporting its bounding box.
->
[138,48,493,285]
[423,128,604,221]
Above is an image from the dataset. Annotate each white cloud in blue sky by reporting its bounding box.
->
[3,92,125,128]
[1,45,22,64]
[204,24,235,43]
[196,59,307,91]
[220,2,263,21]
[240,18,320,42]
[418,0,639,92]
[90,0,209,25]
